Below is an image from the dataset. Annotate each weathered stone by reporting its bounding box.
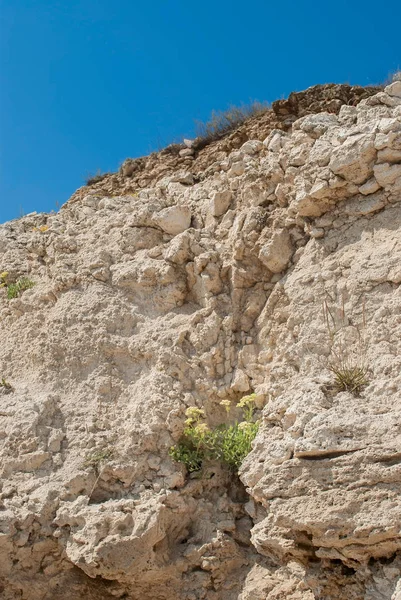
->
[264,130,286,152]
[154,205,191,234]
[329,133,377,184]
[385,81,401,99]
[231,369,250,392]
[179,148,194,157]
[259,229,293,273]
[359,177,381,195]
[240,140,264,155]
[294,112,338,138]
[228,161,245,177]
[374,162,401,187]
[210,190,232,217]
[344,192,386,216]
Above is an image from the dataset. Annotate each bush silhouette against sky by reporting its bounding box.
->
[1,0,400,223]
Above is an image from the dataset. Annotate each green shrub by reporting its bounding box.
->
[7,277,35,299]
[169,395,259,473]
[194,102,269,150]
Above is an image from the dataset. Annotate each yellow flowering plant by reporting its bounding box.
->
[169,395,260,473]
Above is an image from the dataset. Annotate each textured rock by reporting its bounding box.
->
[1,83,401,600]
[386,81,401,99]
[374,162,401,187]
[210,190,233,217]
[329,133,377,184]
[258,229,293,273]
[154,205,192,234]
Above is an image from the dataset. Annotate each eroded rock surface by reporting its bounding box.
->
[0,83,401,599]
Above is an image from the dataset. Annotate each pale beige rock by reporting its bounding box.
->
[259,229,293,273]
[385,81,401,99]
[210,190,232,216]
[241,140,264,155]
[228,161,245,177]
[374,162,401,186]
[294,112,338,138]
[359,177,381,195]
[264,130,287,152]
[329,133,377,184]
[179,147,194,157]
[344,192,386,216]
[154,205,191,234]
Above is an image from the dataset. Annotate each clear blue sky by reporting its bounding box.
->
[1,0,400,224]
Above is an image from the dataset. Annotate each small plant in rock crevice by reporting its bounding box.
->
[0,377,13,393]
[32,224,49,233]
[323,294,369,396]
[1,271,35,299]
[83,447,114,501]
[83,448,114,472]
[169,394,260,473]
[6,277,35,300]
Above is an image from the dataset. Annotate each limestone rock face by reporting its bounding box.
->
[1,83,401,600]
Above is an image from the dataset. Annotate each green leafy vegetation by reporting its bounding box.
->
[6,277,35,300]
[169,394,260,473]
[194,102,269,150]
[1,272,35,299]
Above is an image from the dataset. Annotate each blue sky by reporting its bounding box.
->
[1,0,400,224]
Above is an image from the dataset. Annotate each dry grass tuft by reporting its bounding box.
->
[85,171,111,186]
[323,293,369,395]
[193,101,269,150]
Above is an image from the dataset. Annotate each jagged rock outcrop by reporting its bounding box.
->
[0,81,401,600]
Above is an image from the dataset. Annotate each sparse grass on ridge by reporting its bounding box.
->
[193,101,269,150]
[380,69,401,86]
[85,170,111,186]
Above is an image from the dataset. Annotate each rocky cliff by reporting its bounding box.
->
[1,81,401,600]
